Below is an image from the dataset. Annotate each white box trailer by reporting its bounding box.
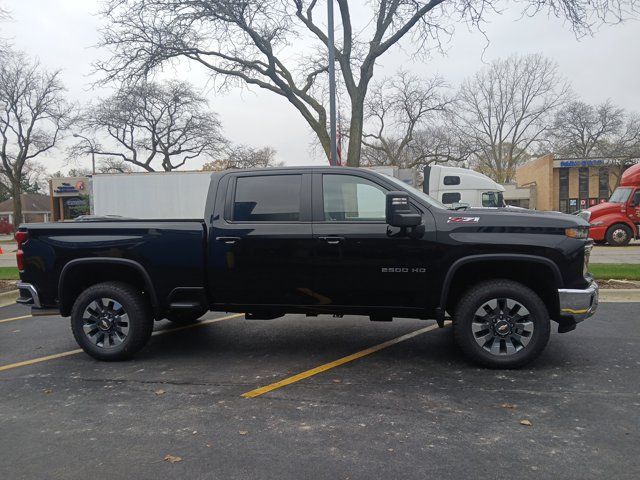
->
[91,171,213,219]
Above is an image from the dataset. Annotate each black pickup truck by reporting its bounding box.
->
[16,167,598,368]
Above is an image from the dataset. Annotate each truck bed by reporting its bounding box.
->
[18,219,207,315]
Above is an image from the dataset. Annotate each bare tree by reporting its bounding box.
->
[202,145,281,171]
[97,0,632,167]
[361,72,454,168]
[0,49,72,227]
[551,100,624,157]
[452,54,569,182]
[75,81,227,172]
[551,100,640,190]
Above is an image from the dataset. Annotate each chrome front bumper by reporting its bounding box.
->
[558,281,599,323]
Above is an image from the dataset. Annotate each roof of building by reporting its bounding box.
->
[0,193,51,213]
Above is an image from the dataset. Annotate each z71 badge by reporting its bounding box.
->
[447,216,480,223]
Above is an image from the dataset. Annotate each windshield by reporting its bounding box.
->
[382,175,447,209]
[609,187,632,203]
[482,191,505,208]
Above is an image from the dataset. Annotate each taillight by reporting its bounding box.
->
[15,231,28,271]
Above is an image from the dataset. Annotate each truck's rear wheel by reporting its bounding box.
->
[605,223,632,246]
[453,280,550,368]
[71,282,153,361]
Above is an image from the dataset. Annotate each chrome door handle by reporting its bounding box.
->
[319,236,345,245]
[216,236,241,245]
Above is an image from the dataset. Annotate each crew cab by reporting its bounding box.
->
[586,163,640,246]
[16,167,598,368]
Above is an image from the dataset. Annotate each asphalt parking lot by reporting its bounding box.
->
[1,302,639,479]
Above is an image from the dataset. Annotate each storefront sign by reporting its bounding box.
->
[50,177,90,197]
[553,158,640,169]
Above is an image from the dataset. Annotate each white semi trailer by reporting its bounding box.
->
[423,165,505,208]
[90,171,212,219]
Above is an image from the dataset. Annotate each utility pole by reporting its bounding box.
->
[73,133,96,174]
[327,0,338,166]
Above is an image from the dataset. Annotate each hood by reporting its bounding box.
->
[587,202,623,218]
[442,206,589,229]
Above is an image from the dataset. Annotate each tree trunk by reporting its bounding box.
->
[12,183,22,229]
[346,94,365,167]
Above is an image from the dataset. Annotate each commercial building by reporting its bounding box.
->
[516,154,638,212]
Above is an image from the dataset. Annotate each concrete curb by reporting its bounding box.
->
[0,289,19,308]
[599,289,640,303]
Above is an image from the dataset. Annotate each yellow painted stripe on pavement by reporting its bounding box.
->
[0,313,243,373]
[0,314,32,324]
[242,321,450,399]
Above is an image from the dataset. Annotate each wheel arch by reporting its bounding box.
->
[59,258,160,317]
[439,254,562,320]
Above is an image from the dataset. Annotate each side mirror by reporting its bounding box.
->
[386,191,422,228]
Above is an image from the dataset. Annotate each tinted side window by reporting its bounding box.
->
[233,175,301,222]
[443,176,460,186]
[323,174,386,221]
[442,192,461,204]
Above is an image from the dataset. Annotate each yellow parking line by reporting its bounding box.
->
[0,314,32,324]
[242,321,451,399]
[0,313,243,374]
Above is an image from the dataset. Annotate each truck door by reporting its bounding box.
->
[311,171,438,310]
[628,189,640,225]
[208,172,315,307]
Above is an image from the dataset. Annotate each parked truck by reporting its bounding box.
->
[585,163,640,246]
[16,167,597,368]
[423,165,506,208]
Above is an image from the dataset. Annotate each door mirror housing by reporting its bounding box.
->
[386,191,422,227]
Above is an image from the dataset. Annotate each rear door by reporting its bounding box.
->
[311,170,438,310]
[209,171,315,307]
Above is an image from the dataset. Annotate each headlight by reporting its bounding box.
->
[590,221,604,226]
[576,210,591,222]
[583,244,592,277]
[565,227,589,239]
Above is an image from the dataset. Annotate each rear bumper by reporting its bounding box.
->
[558,281,599,323]
[16,282,41,308]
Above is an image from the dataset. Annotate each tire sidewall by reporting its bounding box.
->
[71,282,152,361]
[606,224,632,246]
[454,281,551,368]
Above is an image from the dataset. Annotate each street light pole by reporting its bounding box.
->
[327,0,338,167]
[72,133,96,175]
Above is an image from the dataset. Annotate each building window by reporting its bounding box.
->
[559,169,569,200]
[578,167,589,203]
[598,167,609,200]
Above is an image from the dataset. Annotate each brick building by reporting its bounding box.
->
[516,154,637,212]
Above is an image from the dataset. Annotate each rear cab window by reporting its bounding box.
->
[230,174,304,222]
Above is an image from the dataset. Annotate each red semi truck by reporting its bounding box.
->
[586,163,640,246]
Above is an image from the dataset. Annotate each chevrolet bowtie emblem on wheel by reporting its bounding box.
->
[447,216,480,223]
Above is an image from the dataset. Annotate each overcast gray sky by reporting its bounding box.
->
[3,0,639,173]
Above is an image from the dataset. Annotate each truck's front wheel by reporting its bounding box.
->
[71,282,154,361]
[453,280,550,368]
[605,223,632,246]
